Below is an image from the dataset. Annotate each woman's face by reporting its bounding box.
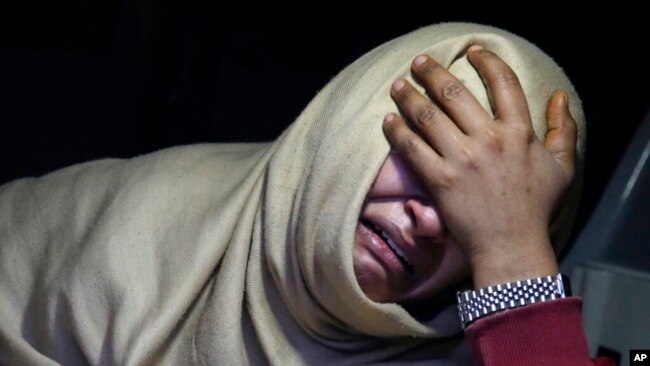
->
[354,151,470,304]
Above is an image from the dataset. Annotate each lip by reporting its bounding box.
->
[357,221,408,279]
[363,215,446,277]
[364,217,413,265]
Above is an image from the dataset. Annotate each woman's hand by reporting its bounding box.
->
[382,45,577,288]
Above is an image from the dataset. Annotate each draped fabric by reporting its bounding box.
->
[0,22,585,365]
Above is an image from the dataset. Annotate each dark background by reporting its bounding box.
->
[1,4,648,246]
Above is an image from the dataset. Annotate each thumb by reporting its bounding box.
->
[544,91,577,181]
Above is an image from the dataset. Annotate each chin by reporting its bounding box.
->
[354,260,390,302]
[353,251,398,303]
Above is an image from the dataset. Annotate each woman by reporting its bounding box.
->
[0,22,611,365]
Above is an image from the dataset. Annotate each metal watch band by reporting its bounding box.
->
[456,273,571,329]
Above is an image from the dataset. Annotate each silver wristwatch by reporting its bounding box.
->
[456,273,571,329]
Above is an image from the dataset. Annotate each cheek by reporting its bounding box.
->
[402,240,470,301]
[438,242,471,283]
[437,243,470,288]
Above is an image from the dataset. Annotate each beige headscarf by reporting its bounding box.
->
[0,21,585,365]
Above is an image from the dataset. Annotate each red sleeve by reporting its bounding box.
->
[464,297,616,366]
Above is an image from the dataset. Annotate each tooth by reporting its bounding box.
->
[386,237,411,266]
[374,225,413,267]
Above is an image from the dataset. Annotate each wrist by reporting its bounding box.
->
[469,236,559,289]
[457,273,572,330]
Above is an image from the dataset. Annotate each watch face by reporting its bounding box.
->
[560,274,572,297]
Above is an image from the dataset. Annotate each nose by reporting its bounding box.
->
[404,198,446,242]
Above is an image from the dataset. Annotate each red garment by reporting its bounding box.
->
[465,297,616,366]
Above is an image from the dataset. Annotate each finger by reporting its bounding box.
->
[382,113,450,189]
[466,45,532,126]
[410,54,491,135]
[544,91,577,180]
[390,79,466,156]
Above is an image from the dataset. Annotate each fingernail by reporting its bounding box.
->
[384,113,394,124]
[413,55,427,66]
[563,93,569,106]
[392,79,405,92]
[468,44,484,53]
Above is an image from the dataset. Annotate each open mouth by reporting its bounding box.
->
[361,219,414,273]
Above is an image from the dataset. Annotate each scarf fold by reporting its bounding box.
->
[0,21,585,365]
